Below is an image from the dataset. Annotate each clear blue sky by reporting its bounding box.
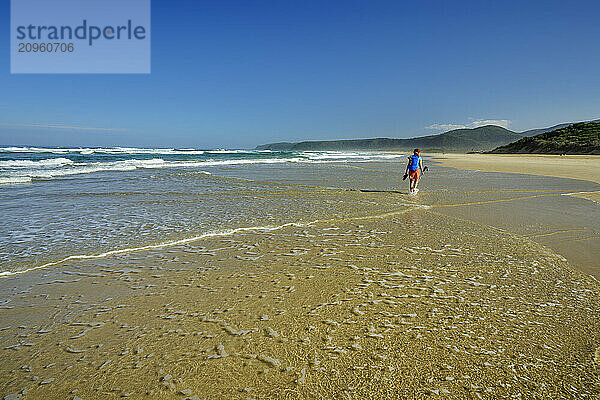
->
[1,0,599,149]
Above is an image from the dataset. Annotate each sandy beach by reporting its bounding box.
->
[432,153,600,203]
[3,1,599,398]
[1,206,599,399]
[426,153,600,278]
[1,159,600,399]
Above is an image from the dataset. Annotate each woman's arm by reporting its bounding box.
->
[419,158,424,172]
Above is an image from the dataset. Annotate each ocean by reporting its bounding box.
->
[0,147,405,275]
[1,147,599,398]
[2,146,599,278]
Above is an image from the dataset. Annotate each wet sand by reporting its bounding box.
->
[433,153,600,205]
[1,162,600,399]
[426,154,600,278]
[570,191,600,204]
[1,193,600,399]
[431,154,600,184]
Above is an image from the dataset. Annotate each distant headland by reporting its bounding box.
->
[256,119,600,154]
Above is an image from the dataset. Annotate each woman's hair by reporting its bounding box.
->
[414,148,420,154]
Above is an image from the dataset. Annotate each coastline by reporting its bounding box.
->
[1,158,599,398]
[424,153,600,278]
[1,206,599,399]
[430,153,600,203]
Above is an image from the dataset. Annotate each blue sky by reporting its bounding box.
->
[1,0,599,149]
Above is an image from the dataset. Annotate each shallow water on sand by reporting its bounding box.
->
[421,164,600,277]
[2,157,599,276]
[0,162,406,274]
[1,157,599,398]
[215,160,600,276]
[1,201,599,399]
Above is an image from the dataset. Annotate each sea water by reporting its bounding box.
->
[1,147,599,277]
[0,147,406,274]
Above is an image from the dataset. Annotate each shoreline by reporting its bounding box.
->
[429,153,600,183]
[424,152,600,278]
[429,153,600,203]
[1,160,599,398]
[1,208,598,398]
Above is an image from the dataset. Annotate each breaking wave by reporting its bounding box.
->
[0,148,405,185]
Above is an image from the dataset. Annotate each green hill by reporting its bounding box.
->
[520,123,574,137]
[489,122,600,154]
[256,125,522,152]
[520,119,600,137]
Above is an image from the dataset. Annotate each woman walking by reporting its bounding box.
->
[404,148,423,194]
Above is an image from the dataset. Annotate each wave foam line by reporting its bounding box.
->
[0,176,33,184]
[0,221,320,278]
[1,204,424,278]
[562,190,600,195]
[561,191,600,205]
[0,157,74,168]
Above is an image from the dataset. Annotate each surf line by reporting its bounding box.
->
[431,193,561,208]
[1,205,427,278]
[562,190,600,196]
[526,228,593,239]
[0,222,320,278]
[561,191,600,205]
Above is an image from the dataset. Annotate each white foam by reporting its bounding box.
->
[0,157,305,185]
[0,158,218,184]
[0,149,407,186]
[302,151,404,161]
[0,157,74,168]
[0,220,321,277]
[0,146,198,155]
[0,147,276,156]
[0,204,422,278]
[561,191,600,205]
[0,176,32,185]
